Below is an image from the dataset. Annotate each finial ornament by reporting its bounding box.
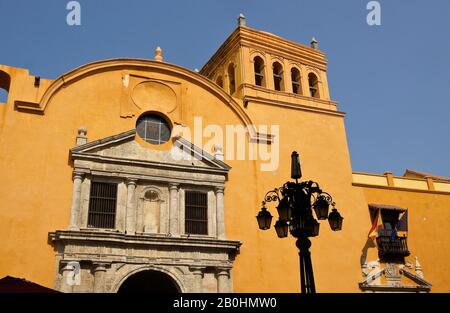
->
[415,256,424,278]
[214,144,224,161]
[310,37,318,50]
[76,126,88,146]
[154,46,163,62]
[238,13,246,27]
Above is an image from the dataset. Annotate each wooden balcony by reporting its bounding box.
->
[376,234,410,258]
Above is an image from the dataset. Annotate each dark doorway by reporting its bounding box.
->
[117,270,180,293]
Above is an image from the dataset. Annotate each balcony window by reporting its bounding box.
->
[369,204,410,259]
[376,231,410,258]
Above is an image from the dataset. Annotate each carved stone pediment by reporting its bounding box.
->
[359,260,432,293]
[70,129,230,177]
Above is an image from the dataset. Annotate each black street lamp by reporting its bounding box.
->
[256,151,344,293]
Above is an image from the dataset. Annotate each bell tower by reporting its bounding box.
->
[200,15,336,113]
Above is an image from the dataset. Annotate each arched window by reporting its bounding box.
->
[291,68,301,94]
[216,76,223,89]
[0,71,11,104]
[253,56,265,87]
[308,73,320,98]
[228,63,236,95]
[273,62,283,91]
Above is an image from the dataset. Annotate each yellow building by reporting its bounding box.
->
[1,15,449,293]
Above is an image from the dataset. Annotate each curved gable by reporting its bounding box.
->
[15,59,268,142]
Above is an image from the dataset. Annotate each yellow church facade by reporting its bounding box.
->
[1,17,450,293]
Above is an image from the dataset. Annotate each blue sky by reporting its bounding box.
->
[1,0,449,177]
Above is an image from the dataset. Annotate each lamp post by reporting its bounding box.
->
[256,151,343,293]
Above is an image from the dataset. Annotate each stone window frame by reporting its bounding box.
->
[78,175,127,232]
[306,70,322,99]
[290,66,302,95]
[179,185,218,238]
[135,113,172,145]
[71,171,226,240]
[252,55,266,87]
[86,181,119,230]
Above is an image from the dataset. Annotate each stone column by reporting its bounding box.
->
[125,178,138,235]
[60,264,73,293]
[60,262,81,293]
[69,171,84,230]
[216,268,230,293]
[224,72,230,94]
[215,187,226,239]
[282,60,289,92]
[93,263,107,293]
[169,183,180,236]
[190,267,205,293]
[300,67,309,97]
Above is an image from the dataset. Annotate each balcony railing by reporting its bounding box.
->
[376,234,410,258]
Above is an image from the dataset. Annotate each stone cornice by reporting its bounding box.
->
[352,183,450,196]
[71,129,135,153]
[200,26,328,77]
[175,136,231,170]
[200,28,243,77]
[241,84,338,108]
[80,169,226,186]
[359,283,431,293]
[72,153,230,175]
[49,230,242,253]
[243,95,345,118]
[353,172,450,195]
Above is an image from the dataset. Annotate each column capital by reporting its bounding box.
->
[72,171,85,180]
[190,266,205,293]
[126,178,138,186]
[169,183,180,191]
[189,266,206,276]
[215,186,225,193]
[60,262,77,272]
[216,266,232,293]
[92,263,108,273]
[215,267,231,277]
